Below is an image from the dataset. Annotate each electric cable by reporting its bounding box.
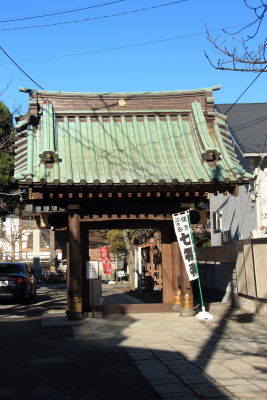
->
[0,1,187,32]
[0,46,44,90]
[224,64,267,115]
[0,0,126,23]
[222,65,267,168]
[1,21,266,66]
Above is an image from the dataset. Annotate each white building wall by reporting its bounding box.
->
[255,162,267,237]
[0,214,20,260]
[0,215,50,261]
[210,185,257,246]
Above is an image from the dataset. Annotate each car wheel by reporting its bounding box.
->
[32,286,36,299]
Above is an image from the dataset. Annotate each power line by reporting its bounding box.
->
[0,0,126,23]
[0,1,187,32]
[1,21,265,66]
[0,46,44,90]
[224,64,267,115]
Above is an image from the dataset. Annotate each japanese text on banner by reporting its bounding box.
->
[172,211,199,281]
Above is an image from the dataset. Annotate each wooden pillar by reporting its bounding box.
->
[33,229,42,282]
[50,229,56,270]
[81,223,90,312]
[66,211,83,320]
[171,238,182,311]
[161,223,173,303]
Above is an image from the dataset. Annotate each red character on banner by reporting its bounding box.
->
[99,246,112,274]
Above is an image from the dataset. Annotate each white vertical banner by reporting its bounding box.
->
[172,211,199,281]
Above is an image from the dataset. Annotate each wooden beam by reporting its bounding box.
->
[80,214,173,222]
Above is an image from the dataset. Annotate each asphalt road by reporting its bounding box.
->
[0,284,160,400]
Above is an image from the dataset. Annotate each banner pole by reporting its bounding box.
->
[187,211,213,320]
[187,211,204,308]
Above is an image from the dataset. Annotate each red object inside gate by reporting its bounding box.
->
[99,246,112,275]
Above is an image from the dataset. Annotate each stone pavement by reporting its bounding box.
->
[40,284,267,399]
[101,282,144,305]
[42,311,267,400]
[74,313,267,399]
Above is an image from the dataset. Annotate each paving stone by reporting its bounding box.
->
[214,378,249,386]
[193,386,231,398]
[149,377,181,385]
[230,393,267,398]
[189,382,222,389]
[207,398,239,400]
[153,382,187,394]
[180,374,215,384]
[249,381,267,390]
[142,373,174,382]
[135,360,161,366]
[169,366,201,376]
[71,301,267,400]
[228,383,263,392]
[161,395,198,400]
[162,359,191,366]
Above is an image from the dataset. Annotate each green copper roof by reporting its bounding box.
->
[13,89,253,187]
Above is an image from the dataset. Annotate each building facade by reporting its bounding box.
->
[210,103,267,245]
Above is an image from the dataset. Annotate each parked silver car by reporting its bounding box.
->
[0,262,36,303]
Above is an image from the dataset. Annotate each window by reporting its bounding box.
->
[220,230,229,245]
[213,210,223,232]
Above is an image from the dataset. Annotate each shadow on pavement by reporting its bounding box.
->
[1,284,266,399]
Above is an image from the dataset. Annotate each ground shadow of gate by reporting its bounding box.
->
[75,305,256,399]
[1,284,265,398]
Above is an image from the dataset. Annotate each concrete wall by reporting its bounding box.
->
[198,260,267,316]
[198,262,237,304]
[197,240,267,316]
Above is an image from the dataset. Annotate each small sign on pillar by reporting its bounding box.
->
[86,261,99,280]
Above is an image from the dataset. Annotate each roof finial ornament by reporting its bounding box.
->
[19,86,36,94]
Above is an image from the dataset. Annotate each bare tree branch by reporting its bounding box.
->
[205,1,267,72]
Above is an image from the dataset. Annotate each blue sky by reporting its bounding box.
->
[0,0,266,115]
